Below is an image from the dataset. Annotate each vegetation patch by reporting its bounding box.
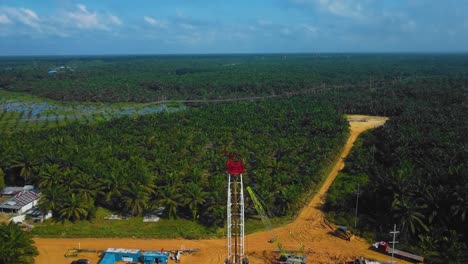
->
[1,55,467,261]
[0,222,39,263]
[0,97,348,231]
[2,54,468,103]
[324,79,468,263]
[0,90,183,134]
[32,208,215,239]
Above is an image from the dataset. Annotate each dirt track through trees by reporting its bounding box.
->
[34,115,408,264]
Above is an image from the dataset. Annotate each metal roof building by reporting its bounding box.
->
[1,185,34,196]
[0,190,40,214]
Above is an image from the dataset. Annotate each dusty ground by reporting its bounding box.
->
[34,115,404,264]
[0,213,11,223]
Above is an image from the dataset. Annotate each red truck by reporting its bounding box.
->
[373,241,424,263]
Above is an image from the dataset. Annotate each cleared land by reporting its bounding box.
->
[0,90,183,133]
[34,115,407,264]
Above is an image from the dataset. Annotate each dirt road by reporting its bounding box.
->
[34,115,401,264]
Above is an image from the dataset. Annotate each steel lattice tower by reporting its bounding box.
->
[225,154,248,264]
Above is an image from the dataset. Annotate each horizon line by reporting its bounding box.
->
[1,51,468,58]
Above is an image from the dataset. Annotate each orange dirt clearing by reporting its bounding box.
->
[34,115,407,264]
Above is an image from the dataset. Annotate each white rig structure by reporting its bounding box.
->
[225,154,249,264]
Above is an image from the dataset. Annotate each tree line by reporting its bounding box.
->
[2,54,468,103]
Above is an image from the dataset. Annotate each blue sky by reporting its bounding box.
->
[0,0,467,55]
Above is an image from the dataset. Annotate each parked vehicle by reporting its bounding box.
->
[373,241,424,263]
[71,259,90,264]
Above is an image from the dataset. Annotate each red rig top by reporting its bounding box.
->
[224,154,245,175]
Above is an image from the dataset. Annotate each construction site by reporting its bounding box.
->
[31,115,424,264]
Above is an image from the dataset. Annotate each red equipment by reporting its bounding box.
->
[225,154,245,175]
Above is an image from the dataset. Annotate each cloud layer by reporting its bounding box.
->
[1,1,467,55]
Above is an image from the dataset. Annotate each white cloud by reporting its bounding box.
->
[290,0,368,20]
[179,23,194,30]
[144,16,156,25]
[2,7,40,28]
[77,4,87,13]
[0,14,11,24]
[66,4,122,30]
[109,15,122,26]
[316,0,365,20]
[67,4,102,29]
[0,6,72,37]
[144,16,167,28]
[0,4,124,38]
[18,8,39,27]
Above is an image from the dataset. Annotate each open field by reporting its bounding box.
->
[0,90,183,133]
[31,208,216,239]
[33,115,405,264]
[31,206,290,239]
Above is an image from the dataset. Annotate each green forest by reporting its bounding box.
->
[0,98,348,226]
[325,77,468,263]
[0,54,467,263]
[1,54,468,102]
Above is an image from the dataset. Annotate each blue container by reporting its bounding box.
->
[99,248,142,263]
[99,253,116,264]
[142,251,170,264]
